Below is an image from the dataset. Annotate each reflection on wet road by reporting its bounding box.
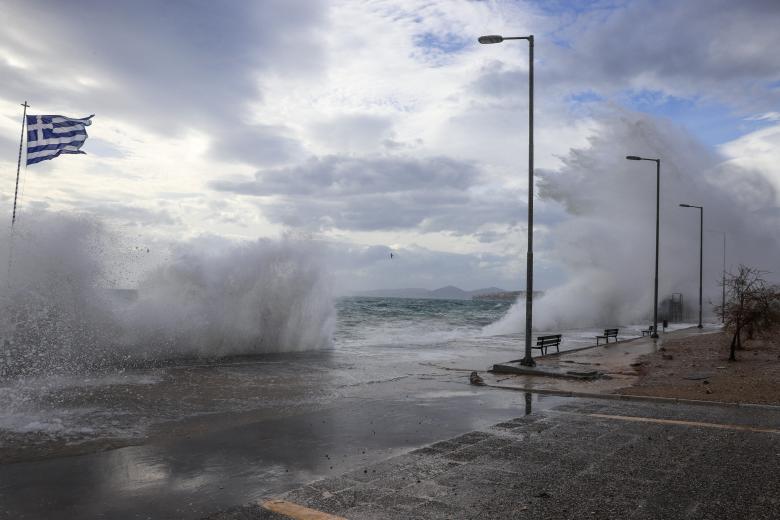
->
[0,342,566,519]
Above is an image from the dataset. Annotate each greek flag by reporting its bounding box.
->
[26,114,93,165]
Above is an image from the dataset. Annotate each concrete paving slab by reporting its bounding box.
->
[239,397,780,520]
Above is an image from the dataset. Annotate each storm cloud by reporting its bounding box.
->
[471,0,780,113]
[211,155,529,235]
[0,0,328,166]
[1,0,778,292]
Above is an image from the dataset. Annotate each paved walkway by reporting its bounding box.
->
[484,326,722,396]
[207,397,780,519]
[201,331,780,520]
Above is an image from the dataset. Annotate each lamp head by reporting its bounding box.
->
[625,155,642,161]
[679,204,692,207]
[478,35,504,44]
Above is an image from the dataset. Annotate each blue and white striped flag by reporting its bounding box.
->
[26,114,93,165]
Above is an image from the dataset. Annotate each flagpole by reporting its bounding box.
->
[12,101,29,227]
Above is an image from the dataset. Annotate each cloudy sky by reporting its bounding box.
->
[1,0,778,293]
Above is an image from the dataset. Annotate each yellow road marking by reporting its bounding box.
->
[260,499,348,520]
[588,413,780,434]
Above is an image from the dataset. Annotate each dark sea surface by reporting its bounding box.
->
[334,296,514,349]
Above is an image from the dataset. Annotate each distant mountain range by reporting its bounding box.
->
[353,285,511,300]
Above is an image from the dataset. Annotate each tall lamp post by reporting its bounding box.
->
[707,230,726,323]
[679,204,703,328]
[626,155,660,338]
[478,33,536,366]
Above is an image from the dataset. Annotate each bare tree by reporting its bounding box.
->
[717,265,779,361]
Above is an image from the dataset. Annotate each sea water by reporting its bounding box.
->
[334,295,664,351]
[335,296,512,348]
[1,290,693,445]
[0,214,688,444]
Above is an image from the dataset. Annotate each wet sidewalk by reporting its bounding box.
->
[208,397,780,519]
[483,326,718,397]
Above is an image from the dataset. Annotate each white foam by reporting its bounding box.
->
[0,213,336,376]
[484,113,780,335]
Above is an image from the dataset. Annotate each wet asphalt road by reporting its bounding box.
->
[0,383,565,519]
[0,340,566,519]
[4,336,778,520]
[216,398,780,520]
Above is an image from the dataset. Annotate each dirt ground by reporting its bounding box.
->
[617,328,780,405]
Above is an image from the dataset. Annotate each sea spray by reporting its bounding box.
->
[1,214,117,376]
[124,235,335,358]
[485,111,780,335]
[1,213,335,376]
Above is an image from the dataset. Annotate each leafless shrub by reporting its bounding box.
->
[715,265,779,361]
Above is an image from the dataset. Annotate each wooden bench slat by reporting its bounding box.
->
[596,328,619,346]
[533,334,562,355]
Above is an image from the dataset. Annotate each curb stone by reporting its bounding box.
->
[482,383,780,411]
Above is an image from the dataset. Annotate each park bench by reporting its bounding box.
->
[508,334,562,361]
[596,328,618,346]
[641,325,654,337]
[534,334,562,355]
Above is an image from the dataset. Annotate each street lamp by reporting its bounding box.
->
[626,155,660,338]
[679,204,703,328]
[706,230,726,324]
[478,33,535,366]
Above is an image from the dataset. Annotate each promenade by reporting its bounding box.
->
[216,397,780,519]
[204,327,780,519]
[3,327,777,519]
[485,325,713,396]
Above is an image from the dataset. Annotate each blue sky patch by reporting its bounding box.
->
[414,32,470,55]
[528,0,626,17]
[622,90,773,146]
[568,90,604,104]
